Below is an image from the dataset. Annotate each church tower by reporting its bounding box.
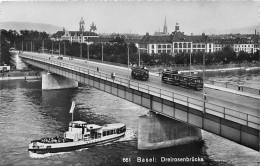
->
[175,22,180,32]
[79,17,85,33]
[163,17,168,35]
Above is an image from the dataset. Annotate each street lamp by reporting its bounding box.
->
[202,38,207,113]
[52,40,54,55]
[189,51,192,75]
[101,43,104,63]
[59,40,61,56]
[138,48,140,66]
[127,43,130,78]
[80,33,83,58]
[42,40,44,53]
[64,41,66,56]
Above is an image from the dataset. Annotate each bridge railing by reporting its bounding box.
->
[19,53,260,130]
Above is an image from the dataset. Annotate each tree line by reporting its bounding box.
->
[1,29,259,67]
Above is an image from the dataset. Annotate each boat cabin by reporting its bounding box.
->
[64,121,126,142]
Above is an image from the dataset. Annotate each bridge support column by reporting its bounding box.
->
[138,112,202,150]
[42,73,78,90]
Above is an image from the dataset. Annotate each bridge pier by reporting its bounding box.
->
[138,112,202,150]
[42,73,78,90]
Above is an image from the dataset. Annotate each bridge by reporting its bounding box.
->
[17,51,259,151]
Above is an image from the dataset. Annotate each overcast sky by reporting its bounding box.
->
[1,0,258,35]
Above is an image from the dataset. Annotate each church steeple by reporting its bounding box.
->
[163,16,168,35]
[175,21,180,32]
[79,17,85,33]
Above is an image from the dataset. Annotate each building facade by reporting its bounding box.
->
[51,17,99,44]
[138,22,259,55]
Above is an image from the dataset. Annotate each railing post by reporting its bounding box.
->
[246,114,248,126]
[223,107,226,119]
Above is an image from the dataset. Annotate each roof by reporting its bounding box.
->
[51,31,98,38]
[71,121,87,125]
[139,35,171,44]
[102,123,125,130]
[87,124,102,130]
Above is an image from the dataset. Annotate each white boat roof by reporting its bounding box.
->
[87,124,102,129]
[71,121,87,125]
[102,123,125,130]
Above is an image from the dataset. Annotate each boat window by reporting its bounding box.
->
[103,131,107,136]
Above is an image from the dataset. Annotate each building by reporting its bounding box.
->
[138,22,259,55]
[51,17,99,44]
[139,22,213,55]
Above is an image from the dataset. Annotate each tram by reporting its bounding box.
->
[161,69,203,90]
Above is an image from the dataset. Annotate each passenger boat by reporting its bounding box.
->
[28,101,126,154]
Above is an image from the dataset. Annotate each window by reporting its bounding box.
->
[163,45,166,48]
[183,43,187,48]
[174,43,178,48]
[179,43,182,48]
[188,43,191,48]
[158,45,161,49]
[152,45,154,49]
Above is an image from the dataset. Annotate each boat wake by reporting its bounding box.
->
[117,129,137,142]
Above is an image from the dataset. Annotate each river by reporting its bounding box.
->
[0,79,259,166]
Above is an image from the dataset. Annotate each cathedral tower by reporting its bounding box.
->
[163,17,168,35]
[79,17,85,33]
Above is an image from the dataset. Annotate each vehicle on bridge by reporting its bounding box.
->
[38,48,49,53]
[57,56,63,60]
[131,66,149,80]
[162,69,203,90]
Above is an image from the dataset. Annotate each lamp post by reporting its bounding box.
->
[80,33,83,58]
[127,43,130,78]
[101,44,103,63]
[42,40,44,53]
[189,51,192,75]
[52,40,53,55]
[138,48,140,66]
[59,40,61,56]
[64,41,66,56]
[202,38,207,114]
[87,44,89,61]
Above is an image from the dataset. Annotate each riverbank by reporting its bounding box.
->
[0,70,41,81]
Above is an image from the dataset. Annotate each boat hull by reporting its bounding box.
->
[28,133,125,154]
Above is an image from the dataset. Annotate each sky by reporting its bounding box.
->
[0,0,259,35]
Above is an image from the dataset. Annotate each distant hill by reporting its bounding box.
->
[0,22,62,34]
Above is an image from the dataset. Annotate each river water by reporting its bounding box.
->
[0,79,259,166]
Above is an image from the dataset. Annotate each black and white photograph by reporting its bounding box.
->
[0,0,259,165]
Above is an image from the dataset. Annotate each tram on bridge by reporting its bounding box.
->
[161,69,203,90]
